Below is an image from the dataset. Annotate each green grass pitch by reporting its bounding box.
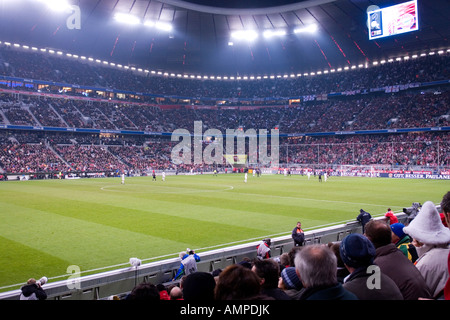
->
[0,173,448,291]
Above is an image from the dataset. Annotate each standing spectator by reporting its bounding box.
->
[385,208,398,225]
[294,244,357,300]
[403,201,450,299]
[365,220,432,300]
[19,278,47,300]
[292,221,305,247]
[356,209,372,233]
[173,248,201,280]
[340,233,403,300]
[252,259,290,300]
[390,222,418,263]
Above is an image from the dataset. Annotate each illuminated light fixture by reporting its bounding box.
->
[40,0,72,12]
[114,13,140,25]
[144,20,173,32]
[263,29,286,38]
[294,24,318,34]
[231,30,258,41]
[228,41,234,46]
[155,21,173,32]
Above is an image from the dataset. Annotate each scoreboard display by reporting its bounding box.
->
[368,0,419,40]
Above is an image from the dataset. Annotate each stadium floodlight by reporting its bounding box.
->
[231,30,258,41]
[294,24,318,34]
[39,0,72,12]
[155,21,173,32]
[263,29,286,39]
[114,13,140,25]
[144,20,155,27]
[144,20,173,32]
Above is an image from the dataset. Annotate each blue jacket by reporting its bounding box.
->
[173,253,201,280]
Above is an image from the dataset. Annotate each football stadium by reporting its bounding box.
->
[0,0,449,306]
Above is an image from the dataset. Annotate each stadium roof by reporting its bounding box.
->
[0,0,449,77]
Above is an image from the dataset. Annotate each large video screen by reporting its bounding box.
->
[368,0,419,40]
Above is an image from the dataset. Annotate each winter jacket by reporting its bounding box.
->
[173,253,200,280]
[292,227,305,246]
[299,283,358,300]
[343,266,403,300]
[414,244,450,298]
[374,243,431,300]
[19,284,47,300]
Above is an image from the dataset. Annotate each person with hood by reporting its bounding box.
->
[19,278,47,300]
[403,201,450,299]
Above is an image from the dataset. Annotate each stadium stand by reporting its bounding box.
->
[0,39,448,301]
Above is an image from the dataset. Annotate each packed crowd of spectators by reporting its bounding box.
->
[0,89,448,133]
[0,42,448,174]
[283,132,450,167]
[1,44,449,99]
[0,129,448,174]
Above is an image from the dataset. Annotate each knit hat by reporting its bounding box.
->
[340,233,376,268]
[403,201,450,245]
[390,223,406,239]
[281,267,303,290]
[182,272,216,301]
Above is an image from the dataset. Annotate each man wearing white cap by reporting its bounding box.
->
[403,201,450,299]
